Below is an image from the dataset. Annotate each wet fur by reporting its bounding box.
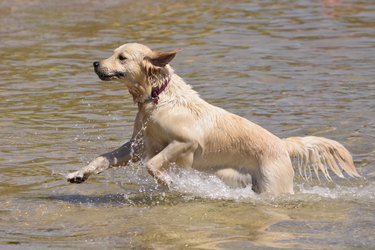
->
[66,43,360,194]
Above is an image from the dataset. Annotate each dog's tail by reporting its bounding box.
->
[283,136,360,181]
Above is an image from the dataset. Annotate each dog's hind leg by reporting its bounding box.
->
[215,168,252,188]
[257,155,295,194]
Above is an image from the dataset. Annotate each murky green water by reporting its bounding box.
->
[1,0,374,249]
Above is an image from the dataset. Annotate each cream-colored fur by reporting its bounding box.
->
[66,43,360,194]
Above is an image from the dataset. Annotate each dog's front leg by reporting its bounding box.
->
[67,140,136,183]
[147,140,197,187]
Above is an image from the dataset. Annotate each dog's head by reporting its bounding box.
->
[93,43,179,89]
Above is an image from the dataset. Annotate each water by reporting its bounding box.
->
[1,0,374,249]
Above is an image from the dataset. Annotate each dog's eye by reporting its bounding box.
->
[118,55,127,61]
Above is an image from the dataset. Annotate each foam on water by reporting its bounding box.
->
[297,183,375,201]
[116,164,374,205]
[167,168,375,204]
[168,168,258,201]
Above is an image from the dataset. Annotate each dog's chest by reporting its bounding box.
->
[139,115,169,159]
[142,128,167,159]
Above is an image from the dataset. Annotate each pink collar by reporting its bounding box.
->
[150,76,171,104]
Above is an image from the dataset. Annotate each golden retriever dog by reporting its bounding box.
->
[66,43,360,194]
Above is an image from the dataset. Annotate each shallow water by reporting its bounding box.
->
[1,0,374,249]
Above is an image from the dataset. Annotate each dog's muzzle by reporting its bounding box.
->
[93,61,127,81]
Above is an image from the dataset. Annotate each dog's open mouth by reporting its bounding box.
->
[95,70,127,81]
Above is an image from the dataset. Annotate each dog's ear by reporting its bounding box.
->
[146,49,181,67]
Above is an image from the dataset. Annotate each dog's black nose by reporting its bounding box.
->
[93,61,100,68]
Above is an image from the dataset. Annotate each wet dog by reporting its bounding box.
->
[66,43,360,194]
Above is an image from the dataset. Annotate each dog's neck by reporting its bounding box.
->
[129,70,172,105]
[149,74,171,105]
[129,67,200,111]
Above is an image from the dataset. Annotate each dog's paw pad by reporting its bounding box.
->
[66,172,87,184]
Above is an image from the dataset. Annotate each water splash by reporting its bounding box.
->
[168,168,258,201]
[168,168,375,204]
[129,122,148,162]
[115,164,374,205]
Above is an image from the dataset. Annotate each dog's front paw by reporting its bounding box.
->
[155,174,173,189]
[66,171,87,184]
